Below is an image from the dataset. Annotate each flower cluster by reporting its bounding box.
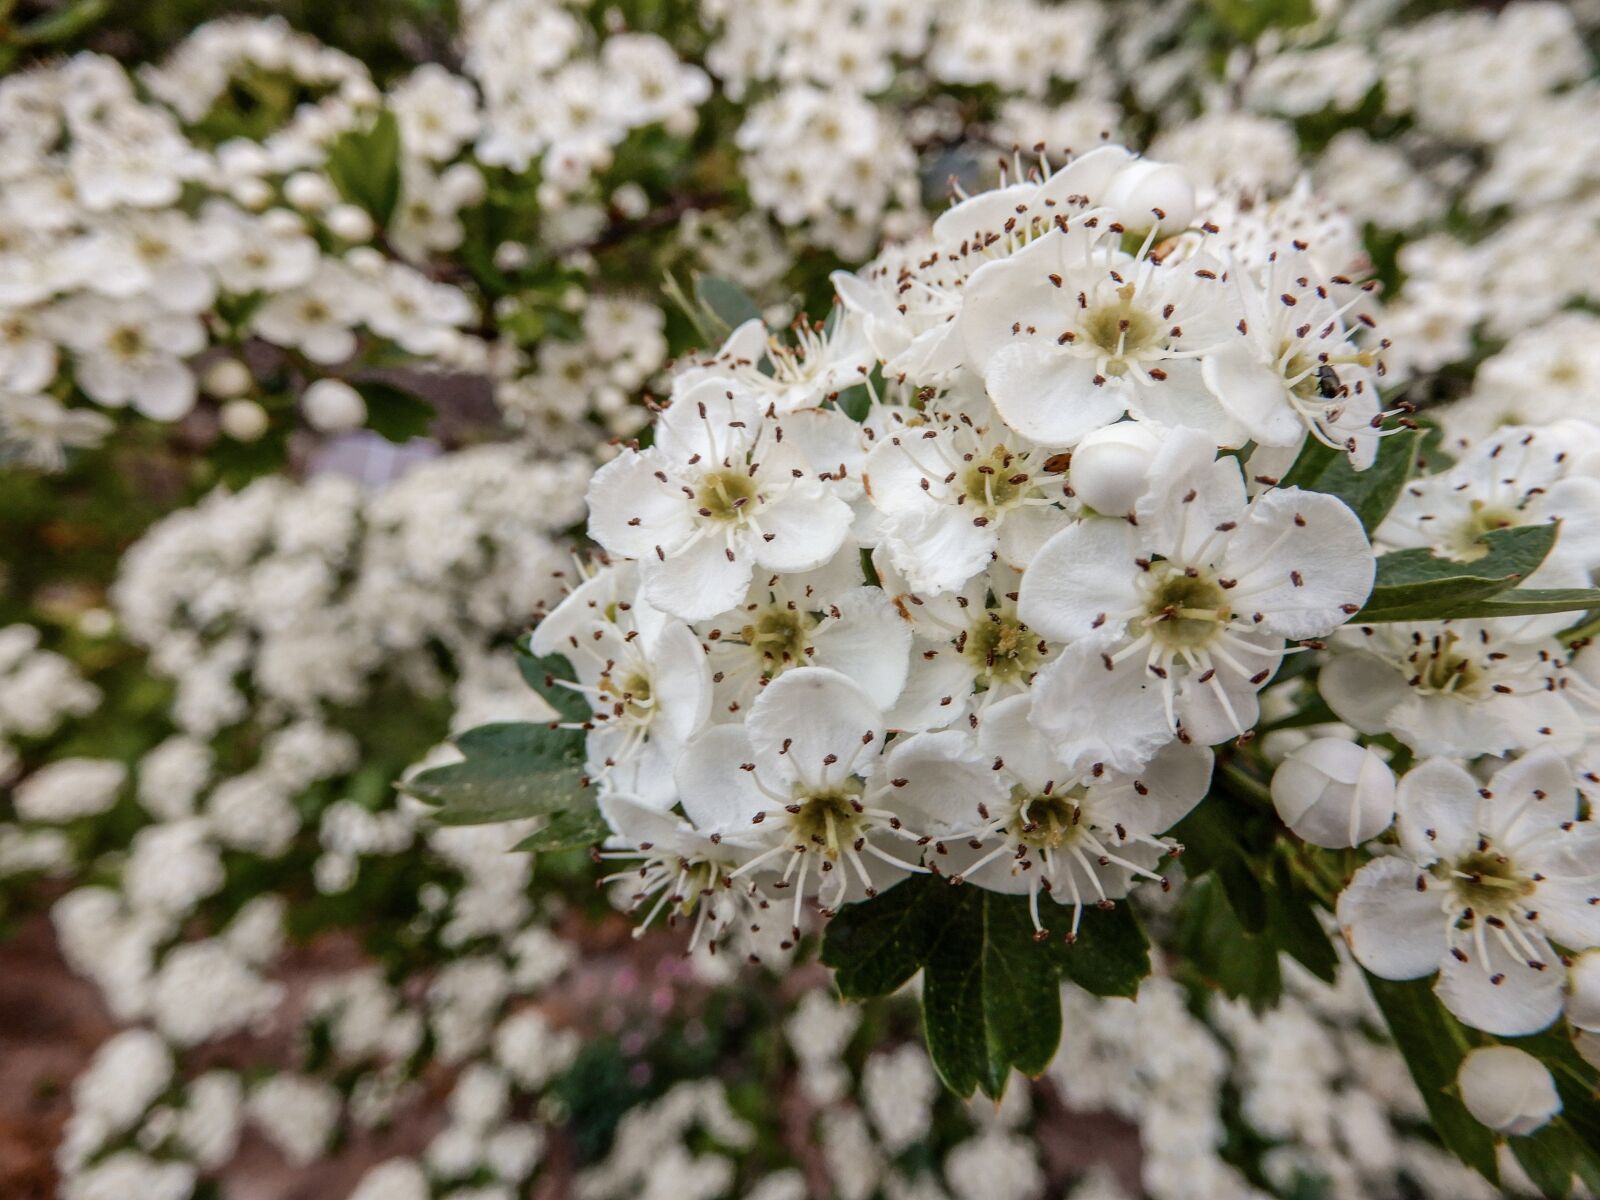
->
[539,143,1383,949]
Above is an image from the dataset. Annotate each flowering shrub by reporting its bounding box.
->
[3,2,1600,1199]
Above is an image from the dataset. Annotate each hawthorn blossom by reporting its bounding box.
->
[586,381,855,621]
[1018,430,1374,772]
[1337,752,1600,1036]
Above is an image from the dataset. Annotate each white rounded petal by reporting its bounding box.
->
[882,647,975,733]
[810,588,913,712]
[880,729,1004,836]
[1101,739,1214,837]
[1568,949,1600,1032]
[1174,662,1268,748]
[975,693,1055,792]
[1068,420,1165,517]
[134,360,197,420]
[1125,360,1248,448]
[1436,933,1564,1037]
[642,534,753,623]
[1394,757,1481,864]
[1200,348,1303,448]
[747,667,884,791]
[1489,748,1581,846]
[1458,1046,1561,1135]
[1028,641,1173,775]
[1015,518,1144,643]
[587,451,694,560]
[1531,824,1600,951]
[1223,489,1374,640]
[881,505,996,597]
[1335,855,1446,980]
[648,621,712,747]
[752,485,853,574]
[675,723,767,833]
[1318,649,1405,735]
[985,343,1129,449]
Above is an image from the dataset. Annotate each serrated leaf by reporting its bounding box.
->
[1355,523,1558,622]
[1050,902,1150,997]
[514,648,591,725]
[402,720,586,825]
[1279,426,1423,534]
[355,380,435,443]
[821,872,955,999]
[921,885,1062,1098]
[325,109,402,225]
[1364,974,1500,1184]
[694,274,763,334]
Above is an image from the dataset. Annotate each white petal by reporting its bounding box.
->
[882,646,975,732]
[1029,641,1173,775]
[1436,933,1564,1036]
[1490,748,1580,848]
[648,622,712,747]
[587,450,694,560]
[1318,649,1404,735]
[1222,489,1374,640]
[1394,757,1481,864]
[810,587,913,712]
[747,667,884,791]
[996,503,1067,571]
[1335,856,1447,980]
[1110,740,1214,836]
[1531,824,1600,949]
[975,693,1055,792]
[985,343,1129,448]
[1125,359,1249,448]
[752,484,854,574]
[674,723,767,833]
[1134,427,1248,559]
[1015,518,1143,643]
[880,729,1004,836]
[881,505,996,596]
[1200,348,1303,447]
[642,534,753,622]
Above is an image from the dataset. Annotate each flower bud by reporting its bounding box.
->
[326,203,375,243]
[1457,1046,1561,1136]
[1069,422,1164,516]
[303,379,366,433]
[284,171,337,212]
[1101,160,1196,236]
[1270,737,1394,848]
[202,358,253,399]
[1567,950,1600,1032]
[219,399,269,442]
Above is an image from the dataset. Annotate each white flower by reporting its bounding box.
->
[585,382,854,620]
[1319,621,1583,759]
[0,393,111,469]
[390,63,482,161]
[1019,430,1374,772]
[1457,1046,1561,1135]
[673,667,995,934]
[14,757,126,822]
[959,223,1244,449]
[528,563,711,804]
[863,394,1069,594]
[932,693,1210,938]
[1270,737,1396,848]
[1337,752,1599,1036]
[1200,248,1386,466]
[50,296,204,419]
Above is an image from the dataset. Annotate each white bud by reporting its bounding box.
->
[493,242,531,272]
[326,204,375,243]
[302,379,366,433]
[1101,160,1196,236]
[1457,1046,1560,1136]
[219,399,269,442]
[1271,737,1394,848]
[1567,950,1600,1032]
[202,358,253,399]
[284,172,337,211]
[611,182,649,220]
[1069,422,1164,516]
[230,177,272,210]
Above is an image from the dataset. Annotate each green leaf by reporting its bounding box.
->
[921,885,1062,1098]
[355,380,435,443]
[325,108,403,225]
[694,274,762,334]
[1174,873,1282,1007]
[1364,974,1500,1184]
[1050,902,1150,998]
[401,720,587,825]
[1354,523,1559,622]
[16,0,108,42]
[514,648,591,725]
[512,798,609,853]
[1279,426,1423,534]
[1266,858,1339,984]
[824,876,1153,1099]
[1414,588,1600,621]
[820,872,955,999]
[1512,1122,1578,1199]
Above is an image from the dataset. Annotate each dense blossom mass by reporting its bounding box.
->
[1,2,1599,1199]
